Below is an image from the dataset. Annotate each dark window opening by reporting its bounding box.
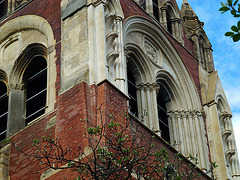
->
[0,0,7,19]
[166,11,172,35]
[127,65,138,117]
[0,82,8,141]
[140,0,146,10]
[153,0,159,21]
[24,56,47,125]
[157,86,170,142]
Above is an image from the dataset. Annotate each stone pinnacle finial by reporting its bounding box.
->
[181,0,196,17]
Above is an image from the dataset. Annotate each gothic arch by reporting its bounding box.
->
[0,15,55,45]
[124,16,201,111]
[9,43,47,87]
[123,16,210,170]
[0,15,56,113]
[216,94,231,114]
[156,70,182,110]
[105,0,124,18]
[125,44,155,84]
[163,0,180,19]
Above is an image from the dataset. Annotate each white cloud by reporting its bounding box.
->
[225,88,240,110]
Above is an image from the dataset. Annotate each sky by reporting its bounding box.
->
[175,0,240,161]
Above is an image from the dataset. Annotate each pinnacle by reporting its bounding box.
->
[180,0,197,17]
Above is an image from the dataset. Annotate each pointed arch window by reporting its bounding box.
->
[153,0,159,21]
[157,83,170,142]
[0,82,8,141]
[127,64,139,117]
[24,56,47,125]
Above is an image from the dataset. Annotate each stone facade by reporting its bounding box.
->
[0,0,239,179]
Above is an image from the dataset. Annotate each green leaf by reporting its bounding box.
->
[232,33,240,42]
[219,6,230,12]
[221,2,226,6]
[231,10,237,15]
[228,0,233,6]
[231,25,238,32]
[234,14,240,17]
[238,21,240,29]
[238,4,240,12]
[234,0,239,6]
[225,32,234,36]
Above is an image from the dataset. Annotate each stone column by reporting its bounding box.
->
[175,19,180,41]
[171,19,175,37]
[146,0,153,16]
[182,112,191,156]
[161,7,167,29]
[206,48,214,72]
[168,110,180,150]
[7,85,25,137]
[193,111,206,170]
[151,84,160,132]
[114,16,125,92]
[187,111,198,157]
[137,83,148,125]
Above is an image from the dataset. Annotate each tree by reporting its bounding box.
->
[219,0,240,42]
[13,107,215,180]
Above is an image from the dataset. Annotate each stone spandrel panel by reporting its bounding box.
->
[61,8,89,93]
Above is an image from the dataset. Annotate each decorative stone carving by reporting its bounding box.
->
[136,82,160,92]
[144,41,158,64]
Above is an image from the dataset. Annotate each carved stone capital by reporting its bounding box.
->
[136,82,160,92]
[9,83,24,90]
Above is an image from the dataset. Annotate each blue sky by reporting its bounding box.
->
[176,0,240,160]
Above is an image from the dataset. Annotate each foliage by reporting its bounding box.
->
[219,0,240,42]
[13,107,214,180]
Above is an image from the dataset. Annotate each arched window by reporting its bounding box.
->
[0,82,8,141]
[166,11,172,34]
[23,56,47,125]
[157,83,170,142]
[127,64,138,116]
[0,0,7,19]
[152,0,159,21]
